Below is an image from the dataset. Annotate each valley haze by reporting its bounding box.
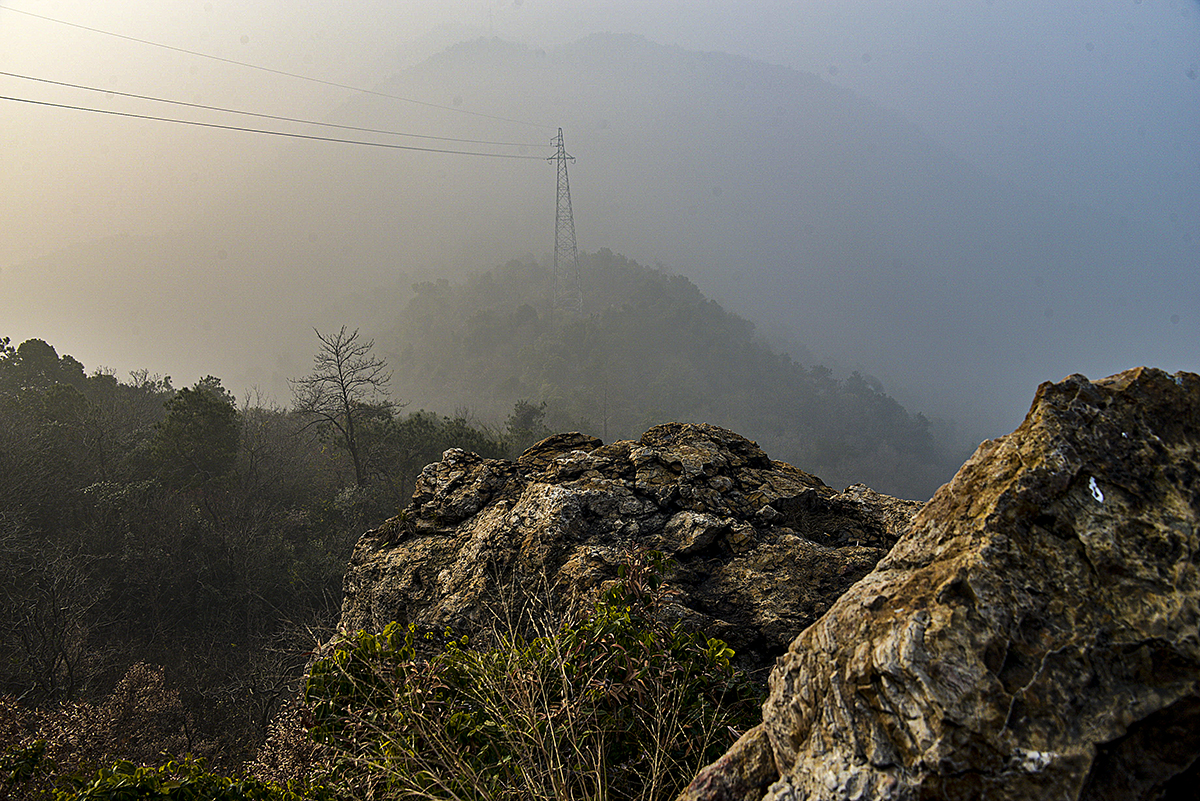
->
[2,0,1197,464]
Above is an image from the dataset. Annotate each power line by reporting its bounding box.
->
[0,70,538,148]
[1,5,554,131]
[0,94,550,159]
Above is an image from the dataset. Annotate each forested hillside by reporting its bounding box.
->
[387,250,960,499]
[0,335,508,767]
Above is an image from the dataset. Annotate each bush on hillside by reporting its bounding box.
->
[258,551,762,801]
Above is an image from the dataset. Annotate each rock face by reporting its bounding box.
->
[683,367,1200,800]
[339,423,922,674]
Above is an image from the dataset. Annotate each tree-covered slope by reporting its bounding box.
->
[385,251,959,499]
[0,334,510,768]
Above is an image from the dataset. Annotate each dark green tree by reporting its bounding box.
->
[0,338,87,398]
[505,399,549,453]
[371,410,508,501]
[151,376,241,489]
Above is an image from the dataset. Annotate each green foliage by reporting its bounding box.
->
[359,407,508,509]
[505,399,550,453]
[0,666,333,801]
[0,334,521,768]
[303,552,761,800]
[0,339,87,399]
[151,377,241,489]
[2,740,52,796]
[49,756,320,801]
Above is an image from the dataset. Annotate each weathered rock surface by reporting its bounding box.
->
[339,423,922,675]
[681,724,781,801]
[682,367,1200,800]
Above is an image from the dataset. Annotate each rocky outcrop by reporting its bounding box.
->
[340,423,922,675]
[681,367,1200,800]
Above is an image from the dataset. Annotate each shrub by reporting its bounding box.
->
[0,664,199,800]
[298,551,762,801]
[1,729,321,801]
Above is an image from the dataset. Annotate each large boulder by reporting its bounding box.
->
[339,423,922,675]
[682,367,1200,800]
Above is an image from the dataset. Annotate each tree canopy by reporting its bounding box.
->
[0,337,87,397]
[0,335,509,771]
[151,376,241,489]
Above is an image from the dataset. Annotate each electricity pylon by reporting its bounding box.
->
[549,128,582,314]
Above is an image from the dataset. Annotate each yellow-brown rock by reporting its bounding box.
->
[715,368,1200,800]
[339,423,921,675]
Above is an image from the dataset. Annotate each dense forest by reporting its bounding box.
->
[387,250,961,499]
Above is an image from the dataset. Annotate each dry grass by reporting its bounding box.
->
[252,552,761,801]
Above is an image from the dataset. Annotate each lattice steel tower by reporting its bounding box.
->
[549,128,582,314]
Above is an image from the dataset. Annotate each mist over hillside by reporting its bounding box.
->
[382,250,960,499]
[3,33,1195,447]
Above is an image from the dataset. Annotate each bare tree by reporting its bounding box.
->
[289,327,392,487]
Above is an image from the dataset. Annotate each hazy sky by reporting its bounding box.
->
[4,0,1195,245]
[1,0,1198,442]
[505,0,1199,221]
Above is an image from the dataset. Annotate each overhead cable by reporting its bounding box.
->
[0,94,550,159]
[0,70,539,147]
[2,5,554,131]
